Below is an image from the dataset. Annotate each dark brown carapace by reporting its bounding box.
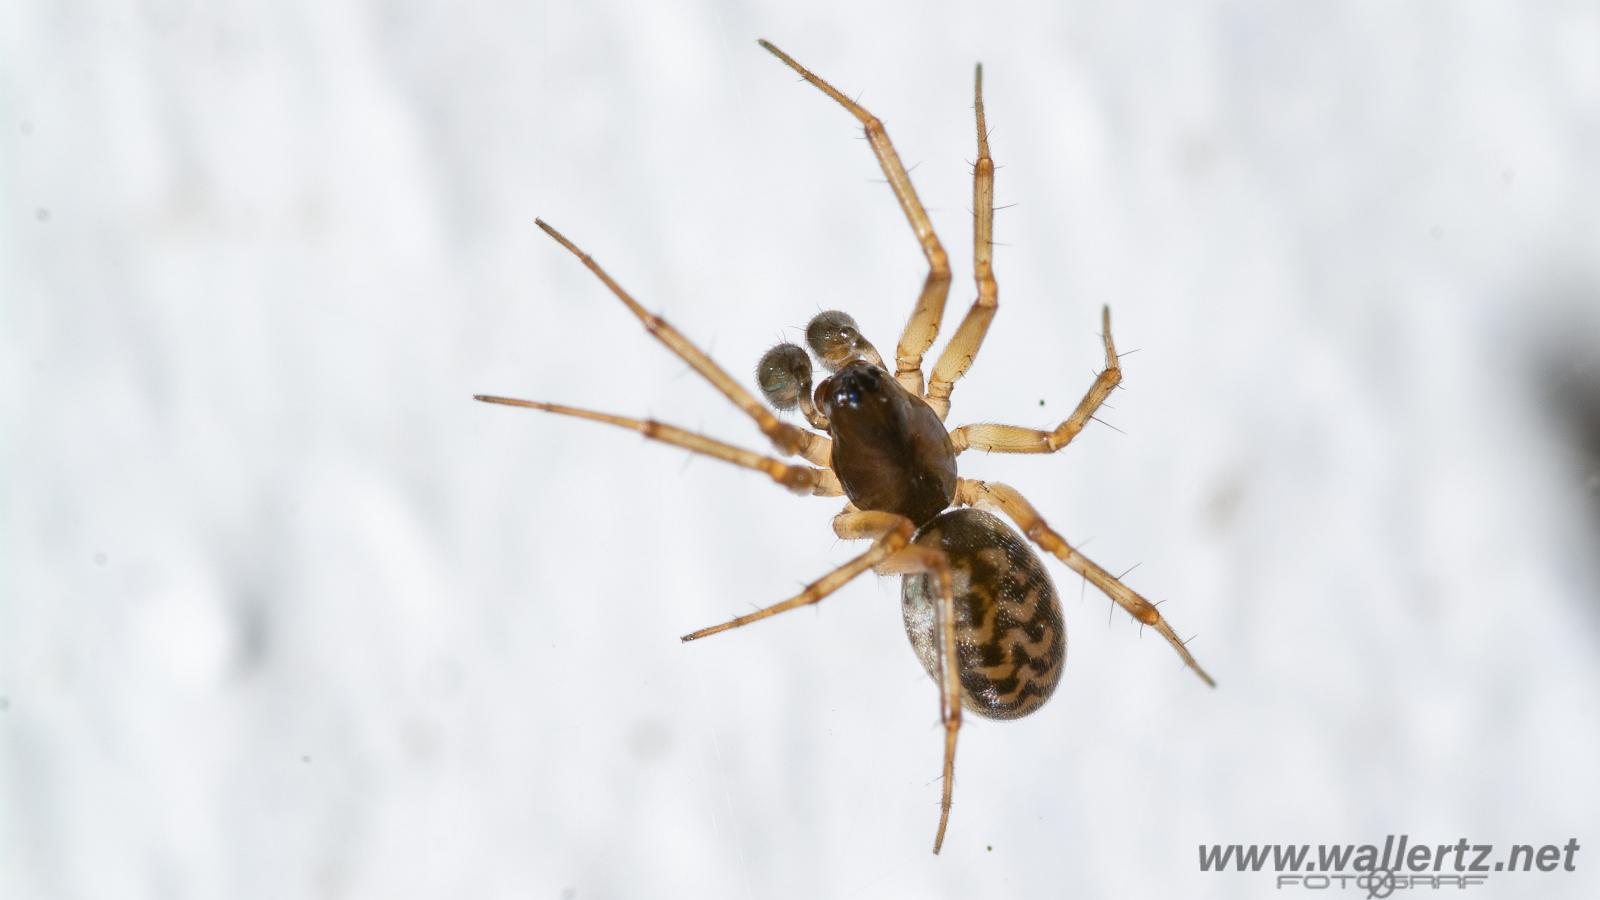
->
[816,357,958,526]
[476,39,1214,854]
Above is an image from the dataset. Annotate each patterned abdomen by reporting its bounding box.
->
[901,508,1065,720]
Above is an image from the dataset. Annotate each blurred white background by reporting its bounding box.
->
[4,1,1600,898]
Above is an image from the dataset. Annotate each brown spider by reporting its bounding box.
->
[476,39,1215,854]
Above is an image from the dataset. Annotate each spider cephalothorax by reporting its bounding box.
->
[477,38,1214,854]
[816,358,957,526]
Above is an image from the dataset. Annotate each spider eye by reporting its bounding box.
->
[756,343,813,410]
[806,310,866,371]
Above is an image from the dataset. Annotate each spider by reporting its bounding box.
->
[476,39,1215,854]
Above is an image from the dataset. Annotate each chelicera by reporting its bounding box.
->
[476,39,1215,853]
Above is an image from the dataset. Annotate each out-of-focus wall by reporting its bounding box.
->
[3,2,1598,898]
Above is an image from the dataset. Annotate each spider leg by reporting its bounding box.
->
[935,567,961,856]
[947,306,1121,454]
[474,396,841,496]
[872,543,962,854]
[681,511,917,641]
[925,64,997,421]
[955,478,1216,687]
[829,502,870,540]
[689,504,962,851]
[759,40,952,397]
[534,219,831,467]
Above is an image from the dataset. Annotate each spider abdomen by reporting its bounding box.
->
[901,508,1065,720]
